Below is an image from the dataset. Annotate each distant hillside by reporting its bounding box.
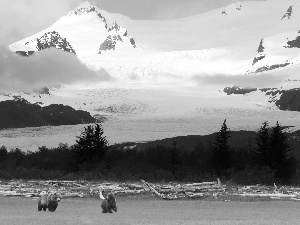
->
[137,130,300,158]
[137,131,256,151]
[0,99,95,129]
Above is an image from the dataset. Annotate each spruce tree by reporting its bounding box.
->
[0,146,7,163]
[212,119,231,177]
[268,121,294,183]
[254,121,270,167]
[75,123,109,169]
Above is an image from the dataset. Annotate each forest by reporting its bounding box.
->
[0,120,298,185]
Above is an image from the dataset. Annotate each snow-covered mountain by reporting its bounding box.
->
[249,29,300,73]
[9,2,136,57]
[7,0,300,111]
[246,2,300,73]
[4,0,300,149]
[8,0,300,79]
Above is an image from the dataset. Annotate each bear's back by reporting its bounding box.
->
[39,194,48,205]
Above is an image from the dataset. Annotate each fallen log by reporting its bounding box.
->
[141,180,163,198]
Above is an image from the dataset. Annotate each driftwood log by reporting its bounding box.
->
[1,179,300,201]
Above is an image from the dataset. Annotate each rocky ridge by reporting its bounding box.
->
[26,31,76,54]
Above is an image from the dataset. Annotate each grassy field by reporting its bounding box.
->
[1,196,300,225]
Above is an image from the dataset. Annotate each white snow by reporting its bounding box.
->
[4,0,300,150]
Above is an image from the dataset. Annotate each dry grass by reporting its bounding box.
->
[1,196,300,225]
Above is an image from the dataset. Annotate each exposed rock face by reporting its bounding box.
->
[0,98,95,129]
[281,5,293,20]
[250,37,291,73]
[259,88,300,111]
[224,86,300,112]
[252,56,265,66]
[257,38,265,53]
[286,31,300,48]
[9,2,138,58]
[108,22,121,32]
[252,39,265,66]
[99,22,136,54]
[254,63,290,73]
[275,88,300,111]
[129,38,136,48]
[68,4,137,55]
[15,51,35,57]
[34,31,76,54]
[99,35,123,52]
[223,86,257,95]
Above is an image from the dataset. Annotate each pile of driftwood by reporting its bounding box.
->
[1,179,300,201]
[0,179,223,200]
[0,180,146,199]
[141,180,224,199]
[233,184,300,201]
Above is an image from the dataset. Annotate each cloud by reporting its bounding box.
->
[191,72,284,88]
[0,0,84,46]
[0,47,113,92]
[128,73,140,81]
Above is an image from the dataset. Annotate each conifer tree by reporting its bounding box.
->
[268,121,294,183]
[254,121,270,167]
[212,119,231,177]
[0,146,7,163]
[75,123,109,168]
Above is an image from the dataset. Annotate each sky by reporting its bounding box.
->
[0,0,265,46]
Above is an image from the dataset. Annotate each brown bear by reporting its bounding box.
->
[38,193,60,212]
[99,190,117,213]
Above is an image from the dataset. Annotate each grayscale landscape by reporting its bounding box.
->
[2,0,300,224]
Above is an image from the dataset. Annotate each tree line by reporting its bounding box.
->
[0,121,297,185]
[211,120,296,184]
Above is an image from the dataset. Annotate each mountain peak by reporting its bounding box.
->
[68,1,102,17]
[9,0,136,57]
[75,1,94,10]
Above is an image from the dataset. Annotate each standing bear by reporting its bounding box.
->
[99,189,117,213]
[38,193,60,212]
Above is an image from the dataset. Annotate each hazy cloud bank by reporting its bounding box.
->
[192,72,285,88]
[0,47,113,92]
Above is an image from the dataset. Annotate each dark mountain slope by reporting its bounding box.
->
[137,131,256,151]
[137,129,300,158]
[0,99,95,129]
